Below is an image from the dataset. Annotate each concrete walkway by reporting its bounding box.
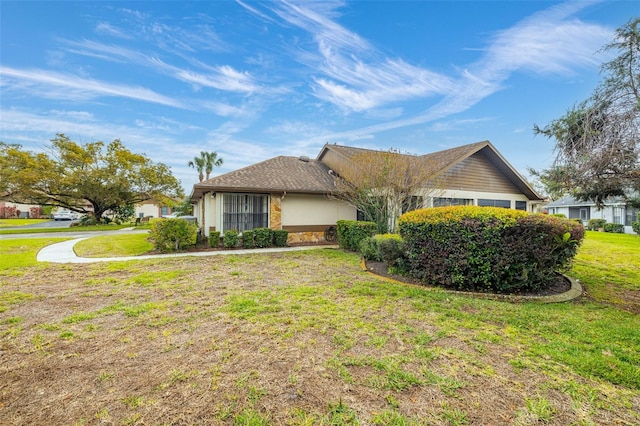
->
[36,238,339,264]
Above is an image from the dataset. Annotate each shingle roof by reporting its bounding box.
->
[318,141,542,200]
[191,156,335,199]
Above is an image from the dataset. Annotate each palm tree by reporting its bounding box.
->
[202,151,223,180]
[188,155,206,182]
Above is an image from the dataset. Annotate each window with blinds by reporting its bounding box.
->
[223,193,269,232]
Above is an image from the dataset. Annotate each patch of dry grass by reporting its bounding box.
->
[0,246,638,425]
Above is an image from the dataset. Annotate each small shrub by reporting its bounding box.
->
[209,231,221,248]
[223,230,239,248]
[550,213,566,218]
[587,218,607,230]
[253,228,272,248]
[149,218,198,252]
[272,229,289,247]
[633,214,640,235]
[377,234,405,267]
[242,230,255,249]
[359,237,381,261]
[603,223,624,233]
[337,220,377,252]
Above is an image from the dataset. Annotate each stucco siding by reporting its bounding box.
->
[281,194,355,226]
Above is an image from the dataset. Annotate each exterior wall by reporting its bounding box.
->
[440,152,521,194]
[281,194,356,227]
[0,201,42,218]
[134,203,160,218]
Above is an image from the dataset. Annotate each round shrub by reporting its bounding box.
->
[223,229,239,248]
[253,227,272,248]
[272,229,289,247]
[359,236,381,261]
[209,231,221,248]
[398,206,584,293]
[242,230,255,248]
[337,220,377,251]
[149,218,198,252]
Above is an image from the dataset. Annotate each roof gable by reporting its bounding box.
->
[191,156,335,199]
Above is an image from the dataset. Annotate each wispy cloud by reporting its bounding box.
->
[95,22,132,39]
[1,66,186,108]
[258,1,454,112]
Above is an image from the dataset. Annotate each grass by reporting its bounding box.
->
[0,218,50,228]
[74,233,154,257]
[0,232,638,425]
[0,222,150,235]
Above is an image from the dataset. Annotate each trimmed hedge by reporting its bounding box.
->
[359,234,405,266]
[209,231,221,248]
[223,230,239,248]
[398,206,584,293]
[337,220,377,251]
[242,230,255,248]
[149,218,198,252]
[588,218,607,230]
[253,227,273,248]
[633,213,640,235]
[272,229,289,247]
[604,223,624,233]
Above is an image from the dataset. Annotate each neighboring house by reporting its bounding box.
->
[0,201,43,219]
[190,141,544,243]
[134,199,176,219]
[545,196,639,234]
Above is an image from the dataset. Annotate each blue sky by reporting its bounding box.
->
[1,1,637,194]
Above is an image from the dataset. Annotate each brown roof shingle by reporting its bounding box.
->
[191,156,335,199]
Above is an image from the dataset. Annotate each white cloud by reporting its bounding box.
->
[1,66,186,108]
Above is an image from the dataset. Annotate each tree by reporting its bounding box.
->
[203,151,223,181]
[330,149,442,233]
[188,151,223,182]
[0,134,184,222]
[533,18,640,207]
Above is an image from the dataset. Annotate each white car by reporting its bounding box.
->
[52,210,80,221]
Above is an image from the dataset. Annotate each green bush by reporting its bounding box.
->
[377,234,405,267]
[604,223,624,233]
[272,229,289,247]
[337,220,377,251]
[223,230,239,248]
[209,231,220,248]
[399,206,584,293]
[253,227,273,248]
[633,214,640,235]
[359,237,381,261]
[242,230,255,249]
[149,218,198,252]
[550,213,567,218]
[588,218,607,230]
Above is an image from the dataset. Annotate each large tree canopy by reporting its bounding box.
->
[533,18,640,206]
[0,134,184,221]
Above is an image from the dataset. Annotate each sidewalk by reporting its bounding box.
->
[36,238,339,264]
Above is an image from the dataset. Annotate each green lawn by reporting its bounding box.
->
[0,231,638,425]
[0,218,49,228]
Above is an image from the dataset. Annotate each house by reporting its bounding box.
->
[0,201,43,219]
[190,141,544,243]
[545,196,639,234]
[134,199,177,219]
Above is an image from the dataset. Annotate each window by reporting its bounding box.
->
[626,207,638,226]
[402,196,423,213]
[433,197,473,207]
[223,193,269,232]
[161,206,169,216]
[612,207,623,225]
[478,199,511,208]
[515,201,527,211]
